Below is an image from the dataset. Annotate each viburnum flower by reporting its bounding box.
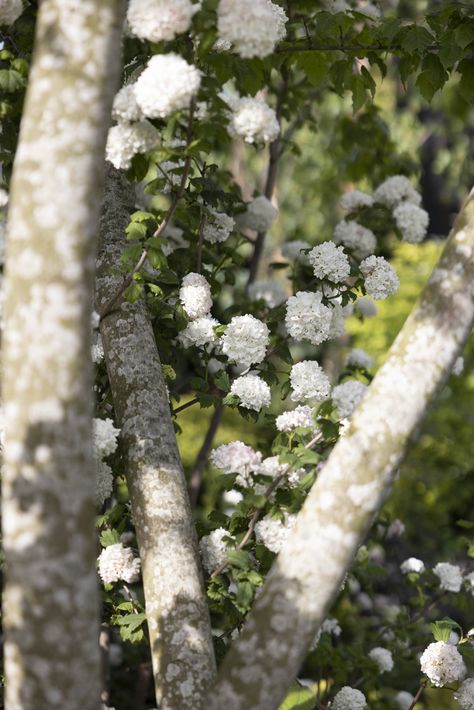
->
[98,543,141,584]
[111,84,143,123]
[420,641,466,687]
[281,239,312,263]
[177,315,219,348]
[96,460,114,507]
[332,380,367,418]
[221,314,269,368]
[360,255,400,300]
[455,678,474,710]
[202,208,235,243]
[332,686,367,710]
[230,374,271,411]
[347,348,373,370]
[355,296,377,317]
[106,121,160,170]
[211,441,262,476]
[0,0,23,25]
[393,202,429,244]
[199,528,235,574]
[91,332,104,364]
[254,513,296,553]
[127,0,195,43]
[237,195,278,233]
[227,97,280,144]
[400,557,425,574]
[374,175,422,208]
[217,0,287,59]
[308,242,351,283]
[179,273,212,320]
[134,53,201,118]
[339,190,374,211]
[276,405,314,432]
[285,291,333,346]
[290,361,331,403]
[248,279,287,308]
[395,691,414,710]
[369,647,394,673]
[433,562,463,592]
[93,418,120,458]
[333,220,377,260]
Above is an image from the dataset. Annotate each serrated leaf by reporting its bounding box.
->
[401,25,434,53]
[227,549,250,570]
[126,221,148,241]
[416,54,448,101]
[100,528,121,547]
[351,74,367,113]
[455,22,474,50]
[279,685,316,710]
[124,282,144,303]
[0,69,25,93]
[294,52,329,87]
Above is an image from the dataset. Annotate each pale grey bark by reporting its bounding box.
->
[95,166,216,709]
[207,190,474,709]
[1,2,125,709]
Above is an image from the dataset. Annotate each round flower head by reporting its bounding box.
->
[281,239,312,263]
[374,175,422,208]
[0,0,23,25]
[211,441,262,476]
[453,356,464,376]
[332,686,367,710]
[360,255,399,300]
[98,543,141,585]
[248,279,287,308]
[230,374,271,411]
[203,208,235,243]
[179,273,212,320]
[127,0,195,42]
[178,315,219,348]
[346,348,373,370]
[332,380,367,418]
[237,195,278,233]
[93,418,120,458]
[199,527,235,574]
[339,190,374,211]
[420,641,466,687]
[355,296,377,317]
[369,647,394,673]
[112,84,143,123]
[395,691,414,710]
[333,220,377,260]
[433,562,463,592]
[285,291,333,346]
[134,53,201,118]
[227,97,280,144]
[96,460,114,507]
[290,361,331,403]
[393,202,429,244]
[106,120,160,170]
[455,678,474,710]
[308,242,351,283]
[217,0,287,59]
[276,405,314,432]
[400,557,425,574]
[254,513,296,553]
[221,314,269,368]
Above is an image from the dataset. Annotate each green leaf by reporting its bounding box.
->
[147,247,167,270]
[439,32,462,69]
[454,22,474,50]
[351,74,368,113]
[99,529,120,547]
[214,370,231,392]
[361,66,376,99]
[227,549,250,570]
[0,69,25,93]
[416,54,448,101]
[235,581,254,610]
[401,25,434,53]
[294,52,329,88]
[279,685,316,710]
[131,210,156,223]
[124,282,144,303]
[458,58,474,102]
[126,221,148,241]
[430,618,462,643]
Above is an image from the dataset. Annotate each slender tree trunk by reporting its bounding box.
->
[208,189,474,709]
[95,165,216,709]
[1,2,125,709]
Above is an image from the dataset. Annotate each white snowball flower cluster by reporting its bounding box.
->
[332,686,367,710]
[254,456,304,488]
[360,255,399,300]
[453,356,464,376]
[112,84,143,123]
[455,678,474,710]
[308,242,351,283]
[332,380,367,418]
[321,617,342,636]
[134,53,201,118]
[420,641,466,687]
[96,460,114,507]
[374,175,422,208]
[254,513,296,553]
[355,296,377,317]
[227,97,280,144]
[178,315,219,348]
[91,332,105,364]
[347,348,373,370]
[127,0,195,43]
[285,291,333,346]
[340,190,374,211]
[179,273,212,320]
[93,418,120,458]
[221,314,269,368]
[281,239,311,263]
[106,120,160,170]
[248,279,287,308]
[230,374,271,411]
[395,691,414,710]
[393,202,429,243]
[211,441,262,476]
[0,0,23,25]
[333,220,377,259]
[237,195,279,233]
[158,159,185,194]
[98,543,141,584]
[276,405,314,432]
[203,208,235,243]
[433,562,463,592]
[369,647,394,673]
[290,361,331,403]
[400,557,425,574]
[217,0,287,59]
[199,527,235,574]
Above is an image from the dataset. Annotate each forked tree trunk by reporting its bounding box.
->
[208,189,474,709]
[1,2,125,708]
[95,165,216,709]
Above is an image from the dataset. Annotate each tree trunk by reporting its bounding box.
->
[1,3,125,709]
[95,165,216,709]
[207,189,474,709]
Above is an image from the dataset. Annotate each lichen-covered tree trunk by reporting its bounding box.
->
[208,189,474,710]
[95,166,216,709]
[1,3,125,708]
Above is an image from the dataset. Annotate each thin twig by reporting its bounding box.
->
[408,680,427,710]
[172,397,200,416]
[190,402,225,507]
[276,42,440,54]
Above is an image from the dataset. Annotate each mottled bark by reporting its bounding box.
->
[208,189,474,709]
[2,2,125,709]
[95,166,216,709]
